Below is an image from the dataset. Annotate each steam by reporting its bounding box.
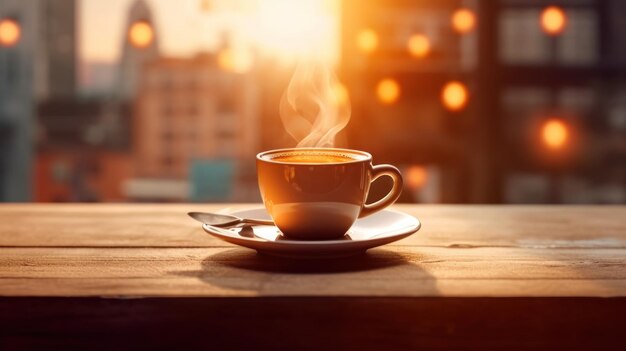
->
[279,62,351,148]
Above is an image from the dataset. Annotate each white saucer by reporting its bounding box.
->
[201,207,421,259]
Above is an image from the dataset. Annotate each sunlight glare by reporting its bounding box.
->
[254,0,336,63]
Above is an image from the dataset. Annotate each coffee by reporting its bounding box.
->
[257,148,403,240]
[270,153,358,164]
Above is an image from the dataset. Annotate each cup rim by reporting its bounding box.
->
[256,147,372,166]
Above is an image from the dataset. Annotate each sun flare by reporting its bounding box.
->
[253,0,337,63]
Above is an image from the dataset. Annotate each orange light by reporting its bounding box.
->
[255,0,335,62]
[333,82,349,106]
[357,28,378,54]
[128,21,154,48]
[0,19,21,47]
[541,119,568,149]
[407,34,431,58]
[218,49,235,71]
[376,78,400,105]
[541,6,567,36]
[441,81,469,112]
[406,166,428,189]
[218,48,253,73]
[451,8,476,34]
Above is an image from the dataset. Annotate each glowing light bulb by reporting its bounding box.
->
[441,81,469,112]
[541,119,568,149]
[541,6,567,36]
[407,34,431,58]
[452,8,477,34]
[357,28,378,54]
[0,19,20,47]
[377,78,400,105]
[129,21,154,48]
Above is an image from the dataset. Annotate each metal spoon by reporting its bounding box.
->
[187,212,274,227]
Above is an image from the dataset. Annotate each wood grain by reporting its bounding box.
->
[0,204,624,248]
[1,204,625,350]
[1,246,625,297]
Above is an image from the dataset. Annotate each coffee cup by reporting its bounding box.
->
[256,147,403,240]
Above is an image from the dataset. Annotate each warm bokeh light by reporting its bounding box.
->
[357,28,379,54]
[377,78,400,105]
[255,0,336,62]
[452,8,477,34]
[541,6,567,36]
[128,21,154,48]
[406,166,428,190]
[333,82,349,106]
[407,34,431,58]
[541,119,569,149]
[0,18,21,47]
[217,48,253,74]
[218,50,234,71]
[441,81,469,112]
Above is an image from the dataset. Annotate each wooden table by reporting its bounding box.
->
[1,204,625,350]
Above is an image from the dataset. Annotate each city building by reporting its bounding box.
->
[0,0,76,201]
[128,53,260,201]
[0,1,36,201]
[35,0,77,100]
[117,0,160,101]
[80,61,118,98]
[0,0,77,201]
[35,100,132,202]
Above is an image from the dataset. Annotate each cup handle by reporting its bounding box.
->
[359,164,403,218]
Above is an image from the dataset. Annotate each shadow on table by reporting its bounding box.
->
[169,247,439,295]
[200,247,410,274]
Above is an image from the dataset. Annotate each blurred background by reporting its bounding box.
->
[0,0,624,204]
